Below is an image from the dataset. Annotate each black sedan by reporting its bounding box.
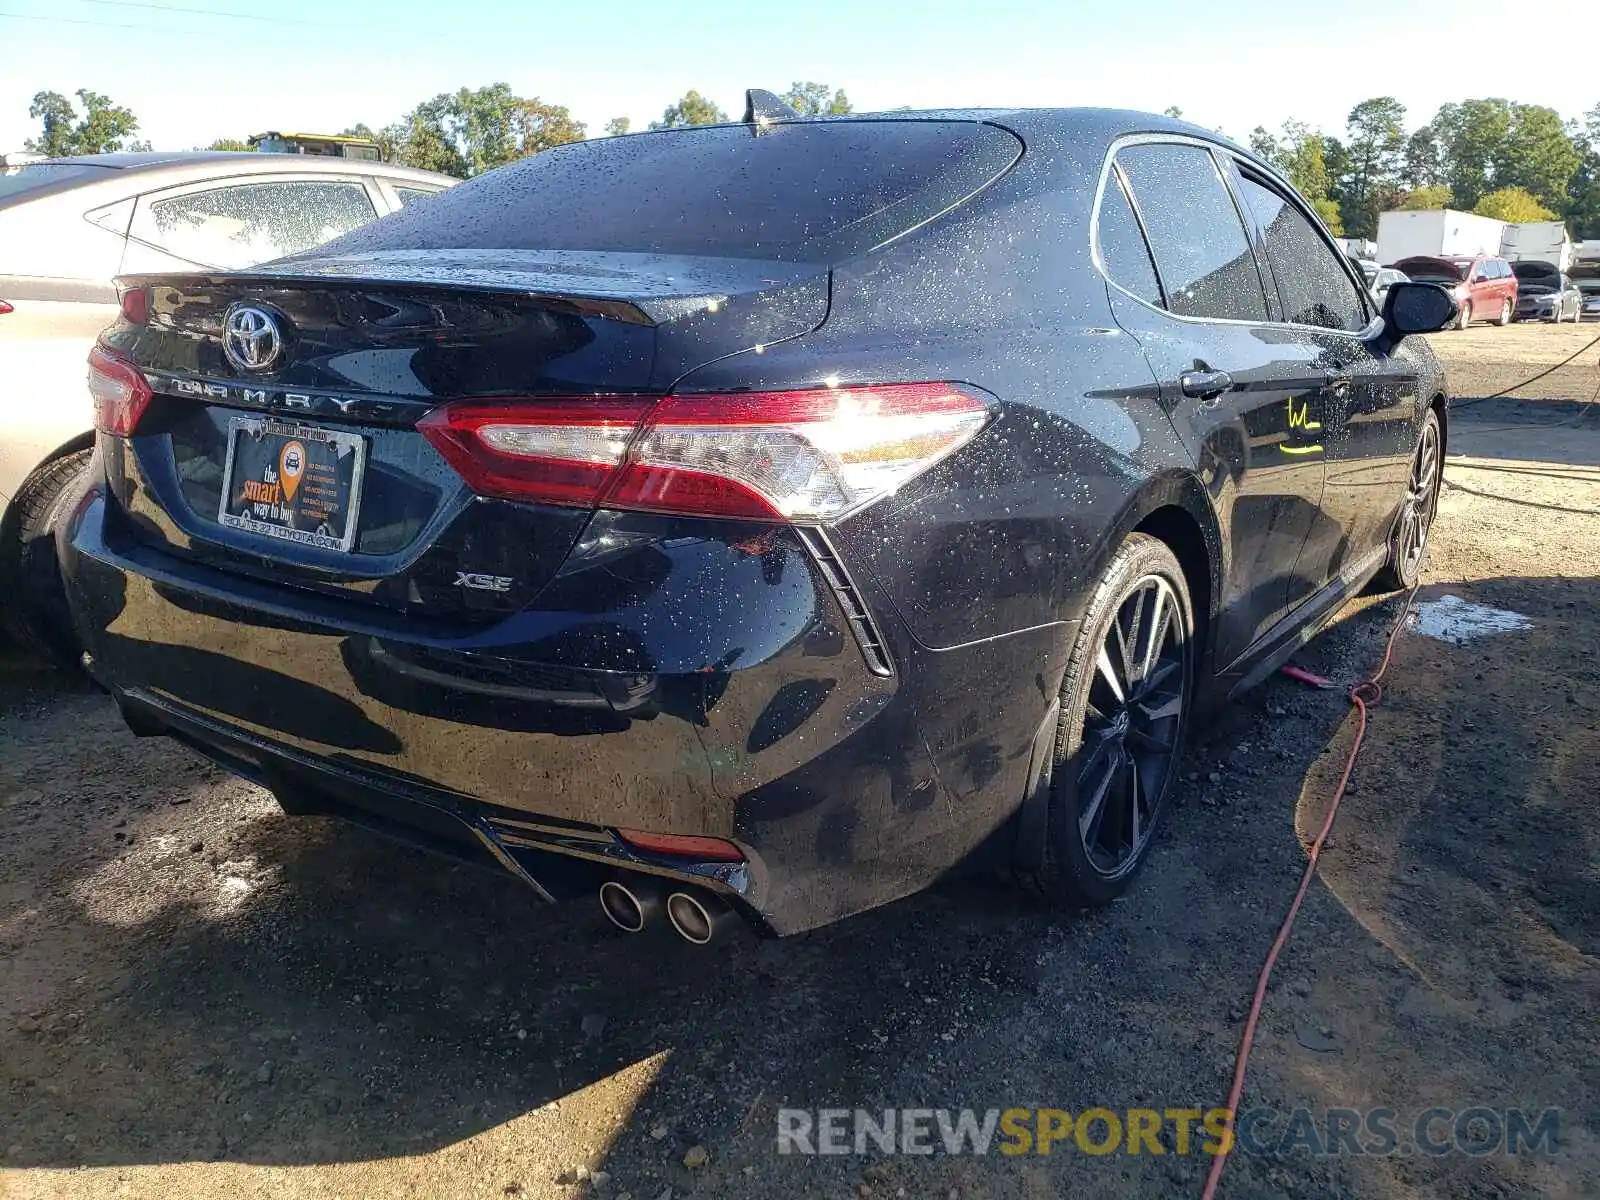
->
[60,99,1455,941]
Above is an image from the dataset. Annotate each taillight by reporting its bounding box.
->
[118,286,148,325]
[417,382,991,522]
[0,300,13,316]
[88,344,154,436]
[417,398,655,506]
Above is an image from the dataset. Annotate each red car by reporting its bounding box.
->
[1392,254,1518,329]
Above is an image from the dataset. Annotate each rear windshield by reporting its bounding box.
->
[0,162,116,206]
[308,120,1023,264]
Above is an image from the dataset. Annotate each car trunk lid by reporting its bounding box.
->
[99,253,829,621]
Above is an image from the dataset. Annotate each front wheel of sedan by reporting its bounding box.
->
[1373,409,1442,591]
[1021,534,1195,909]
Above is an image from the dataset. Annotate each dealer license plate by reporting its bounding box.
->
[216,416,367,553]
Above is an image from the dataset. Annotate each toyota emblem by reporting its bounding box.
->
[222,303,283,372]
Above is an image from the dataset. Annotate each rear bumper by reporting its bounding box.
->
[63,488,1064,934]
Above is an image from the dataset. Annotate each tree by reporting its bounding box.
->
[1162,106,1184,120]
[1491,104,1580,209]
[383,98,467,177]
[25,89,148,156]
[1397,185,1453,210]
[1402,126,1444,188]
[205,138,253,152]
[1248,125,1281,162]
[1431,99,1512,210]
[604,117,631,137]
[782,81,851,117]
[382,84,584,178]
[1249,120,1343,233]
[1474,187,1557,223]
[1565,103,1600,240]
[509,97,585,157]
[1336,97,1407,240]
[650,90,727,130]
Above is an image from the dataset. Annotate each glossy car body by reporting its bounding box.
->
[0,152,454,526]
[61,109,1449,936]
[1392,254,1517,327]
[1511,262,1583,322]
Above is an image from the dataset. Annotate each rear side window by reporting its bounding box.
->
[139,180,377,269]
[1096,168,1161,305]
[312,120,1023,264]
[392,186,441,207]
[1115,143,1268,322]
[1236,175,1368,332]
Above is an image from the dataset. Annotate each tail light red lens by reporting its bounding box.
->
[88,344,154,436]
[417,398,656,506]
[118,286,148,325]
[417,382,991,522]
[0,300,13,316]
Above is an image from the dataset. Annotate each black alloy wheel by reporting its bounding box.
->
[1374,409,1442,591]
[1020,533,1194,907]
[1077,573,1187,877]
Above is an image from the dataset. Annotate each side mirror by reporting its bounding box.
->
[1383,282,1457,336]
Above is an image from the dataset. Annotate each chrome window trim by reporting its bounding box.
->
[1091,131,1380,341]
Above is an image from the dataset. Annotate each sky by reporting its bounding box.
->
[1,0,1594,155]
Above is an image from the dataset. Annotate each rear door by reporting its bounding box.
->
[1100,138,1331,668]
[120,175,381,273]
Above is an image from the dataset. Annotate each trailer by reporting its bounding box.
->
[248,131,383,161]
[1377,209,1507,265]
[1500,221,1573,271]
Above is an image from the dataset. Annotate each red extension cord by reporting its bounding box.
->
[1201,583,1420,1199]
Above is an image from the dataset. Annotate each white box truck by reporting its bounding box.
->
[1377,209,1508,265]
[1500,221,1572,270]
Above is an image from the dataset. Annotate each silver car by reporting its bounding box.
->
[1370,267,1408,308]
[0,150,454,657]
[1511,262,1583,323]
[1581,282,1600,323]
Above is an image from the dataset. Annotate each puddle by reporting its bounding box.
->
[1410,594,1532,644]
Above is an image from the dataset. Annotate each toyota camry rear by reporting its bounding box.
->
[61,104,1448,939]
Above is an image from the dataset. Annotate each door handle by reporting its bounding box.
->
[1323,371,1352,398]
[1179,369,1233,401]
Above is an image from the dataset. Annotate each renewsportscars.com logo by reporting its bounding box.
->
[777,1106,1563,1158]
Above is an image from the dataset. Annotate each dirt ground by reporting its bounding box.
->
[2,328,1597,1199]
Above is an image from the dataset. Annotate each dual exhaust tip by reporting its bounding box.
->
[598,878,737,946]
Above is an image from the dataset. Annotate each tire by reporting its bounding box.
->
[1496,299,1512,326]
[1016,534,1195,908]
[0,449,91,666]
[1372,409,1442,591]
[1455,302,1472,330]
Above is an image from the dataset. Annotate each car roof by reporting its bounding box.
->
[43,150,455,187]
[714,105,1257,153]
